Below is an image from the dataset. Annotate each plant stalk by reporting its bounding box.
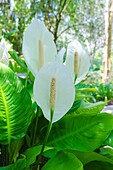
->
[36,109,53,168]
[32,111,39,146]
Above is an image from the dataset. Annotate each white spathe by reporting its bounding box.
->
[34,60,75,123]
[57,47,66,63]
[0,37,9,66]
[23,18,57,76]
[65,40,90,84]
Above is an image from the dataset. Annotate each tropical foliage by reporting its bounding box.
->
[0,0,113,170]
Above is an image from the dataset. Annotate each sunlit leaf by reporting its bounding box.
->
[42,151,83,170]
[48,113,113,151]
[0,63,33,144]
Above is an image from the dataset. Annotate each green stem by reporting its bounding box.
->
[5,145,9,165]
[74,74,77,84]
[32,112,39,146]
[36,109,53,168]
[8,144,11,163]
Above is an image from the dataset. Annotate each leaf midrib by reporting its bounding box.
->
[0,85,11,143]
[48,115,110,146]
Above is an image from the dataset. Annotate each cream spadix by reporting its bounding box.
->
[65,40,90,84]
[22,18,57,76]
[50,77,56,111]
[34,60,75,123]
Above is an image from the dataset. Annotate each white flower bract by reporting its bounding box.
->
[33,60,75,123]
[65,40,90,84]
[23,18,57,76]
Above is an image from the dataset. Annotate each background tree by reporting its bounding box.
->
[103,0,113,82]
[0,0,107,79]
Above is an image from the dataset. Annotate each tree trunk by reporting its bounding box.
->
[103,0,113,83]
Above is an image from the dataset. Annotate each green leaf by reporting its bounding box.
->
[75,101,106,114]
[9,50,27,71]
[42,151,83,170]
[68,100,82,113]
[9,139,24,163]
[84,161,113,170]
[43,148,58,159]
[100,146,113,160]
[71,150,113,165]
[0,63,33,144]
[0,156,26,170]
[104,130,113,147]
[48,113,113,151]
[24,145,54,166]
[76,87,97,92]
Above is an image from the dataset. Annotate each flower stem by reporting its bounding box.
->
[74,74,77,84]
[36,109,53,168]
[32,111,39,146]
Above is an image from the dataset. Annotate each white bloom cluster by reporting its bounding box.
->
[23,18,90,122]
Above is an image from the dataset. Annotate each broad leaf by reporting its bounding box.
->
[75,101,106,114]
[0,156,26,170]
[104,130,113,147]
[24,145,54,167]
[48,113,113,151]
[71,150,113,165]
[0,63,33,144]
[9,50,27,71]
[84,161,113,170]
[100,146,113,160]
[68,100,82,113]
[9,139,24,163]
[42,151,83,170]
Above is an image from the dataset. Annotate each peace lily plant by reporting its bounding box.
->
[22,17,90,167]
[23,17,90,124]
[2,17,113,170]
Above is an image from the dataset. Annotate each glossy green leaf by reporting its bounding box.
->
[71,150,113,165]
[42,151,83,170]
[100,146,113,160]
[9,139,24,163]
[9,50,27,71]
[68,100,82,113]
[48,113,113,151]
[75,101,106,114]
[0,156,26,170]
[76,87,97,92]
[43,148,58,159]
[104,130,113,147]
[24,145,54,166]
[0,63,33,144]
[84,161,113,170]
